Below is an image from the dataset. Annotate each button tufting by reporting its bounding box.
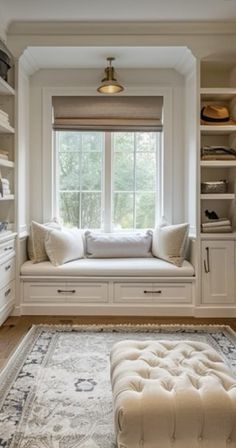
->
[198,436,203,441]
[227,437,232,443]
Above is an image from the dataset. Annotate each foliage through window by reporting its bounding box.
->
[55,131,162,231]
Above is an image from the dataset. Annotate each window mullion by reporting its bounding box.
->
[104,132,112,232]
[79,134,82,228]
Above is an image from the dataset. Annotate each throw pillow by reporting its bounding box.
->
[85,230,153,258]
[28,220,61,263]
[45,228,84,266]
[152,221,189,267]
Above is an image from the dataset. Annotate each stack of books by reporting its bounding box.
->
[0,178,11,197]
[0,109,10,127]
[201,146,236,160]
[0,149,9,160]
[201,218,232,233]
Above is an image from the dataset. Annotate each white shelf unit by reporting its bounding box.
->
[200,87,236,234]
[0,74,16,233]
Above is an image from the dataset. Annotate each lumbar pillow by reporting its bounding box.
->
[45,228,84,266]
[85,230,152,258]
[152,221,189,267]
[29,220,61,263]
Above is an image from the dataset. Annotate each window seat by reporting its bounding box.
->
[21,258,195,278]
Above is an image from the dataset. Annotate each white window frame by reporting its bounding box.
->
[54,130,162,231]
[42,86,173,224]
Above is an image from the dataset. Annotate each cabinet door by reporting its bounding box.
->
[202,241,235,304]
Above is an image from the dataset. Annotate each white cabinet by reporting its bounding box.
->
[201,240,235,304]
[0,235,15,324]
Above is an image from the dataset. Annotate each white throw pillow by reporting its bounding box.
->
[85,230,153,258]
[45,228,84,266]
[152,221,189,267]
[29,220,61,263]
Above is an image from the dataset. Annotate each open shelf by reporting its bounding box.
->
[0,159,14,168]
[0,77,15,96]
[201,232,236,240]
[201,193,235,200]
[200,161,236,168]
[201,125,236,135]
[200,88,236,102]
[0,120,14,134]
[0,195,14,201]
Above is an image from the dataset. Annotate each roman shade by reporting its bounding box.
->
[52,96,163,131]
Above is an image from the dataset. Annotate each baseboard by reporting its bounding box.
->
[194,306,236,318]
[0,300,14,325]
[11,305,21,316]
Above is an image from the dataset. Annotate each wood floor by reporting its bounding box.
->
[0,314,236,370]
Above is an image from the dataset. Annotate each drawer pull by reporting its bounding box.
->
[4,246,13,252]
[57,289,76,294]
[144,290,162,294]
[5,265,11,271]
[4,288,11,297]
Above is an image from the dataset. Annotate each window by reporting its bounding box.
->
[55,130,162,231]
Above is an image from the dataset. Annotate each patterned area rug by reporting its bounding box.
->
[0,324,236,448]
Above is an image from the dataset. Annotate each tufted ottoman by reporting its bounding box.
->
[110,339,236,448]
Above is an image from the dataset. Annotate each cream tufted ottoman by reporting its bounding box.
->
[110,339,236,448]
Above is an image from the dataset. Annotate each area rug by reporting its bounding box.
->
[0,324,236,448]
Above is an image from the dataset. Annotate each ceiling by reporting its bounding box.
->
[0,0,236,29]
[25,46,190,70]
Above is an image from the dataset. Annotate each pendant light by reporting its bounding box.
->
[97,57,124,94]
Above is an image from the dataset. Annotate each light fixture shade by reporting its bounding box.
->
[97,57,124,94]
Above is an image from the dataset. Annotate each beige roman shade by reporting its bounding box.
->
[52,96,163,131]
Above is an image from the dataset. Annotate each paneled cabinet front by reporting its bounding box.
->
[24,282,109,303]
[201,240,235,304]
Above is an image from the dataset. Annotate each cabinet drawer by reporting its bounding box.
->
[0,239,15,260]
[114,282,192,304]
[65,282,108,303]
[0,280,15,310]
[0,256,15,290]
[24,282,108,303]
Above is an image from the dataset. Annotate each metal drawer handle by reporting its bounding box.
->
[144,290,162,294]
[4,288,11,297]
[5,265,11,271]
[4,246,13,251]
[57,289,76,294]
[204,247,210,273]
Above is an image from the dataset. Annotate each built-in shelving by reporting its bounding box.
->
[200,125,236,135]
[200,88,236,102]
[0,120,14,134]
[201,193,235,200]
[0,159,14,168]
[201,232,236,240]
[200,161,236,168]
[0,77,15,96]
[0,195,14,201]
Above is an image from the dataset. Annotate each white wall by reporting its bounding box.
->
[29,67,186,226]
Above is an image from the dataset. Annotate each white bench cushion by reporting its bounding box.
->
[21,258,194,277]
[110,340,236,448]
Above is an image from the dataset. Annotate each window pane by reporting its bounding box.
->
[81,152,102,190]
[113,132,134,152]
[59,151,80,190]
[113,193,134,230]
[59,192,80,227]
[136,153,156,191]
[81,192,102,229]
[113,151,134,191]
[59,131,81,151]
[82,132,103,151]
[136,193,155,229]
[136,132,156,152]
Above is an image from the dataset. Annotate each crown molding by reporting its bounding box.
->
[7,20,236,36]
[19,48,39,75]
[174,48,195,77]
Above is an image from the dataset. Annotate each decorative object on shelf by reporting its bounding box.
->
[201,146,236,160]
[0,149,9,160]
[205,210,219,220]
[201,105,236,125]
[0,49,11,81]
[201,180,228,194]
[97,57,124,94]
[201,217,232,233]
[0,221,8,232]
[0,177,11,197]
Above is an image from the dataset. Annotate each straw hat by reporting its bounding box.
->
[201,105,236,125]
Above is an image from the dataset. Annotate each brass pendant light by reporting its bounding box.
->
[97,57,124,94]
